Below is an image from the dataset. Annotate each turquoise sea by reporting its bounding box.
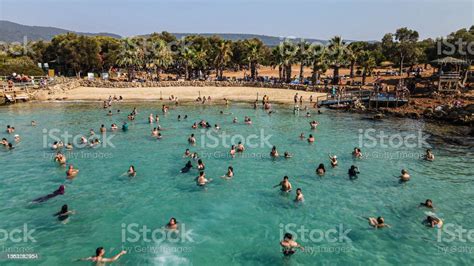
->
[0,102,473,265]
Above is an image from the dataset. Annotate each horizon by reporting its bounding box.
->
[0,0,473,41]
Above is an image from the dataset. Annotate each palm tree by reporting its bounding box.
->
[296,41,311,83]
[327,36,347,85]
[358,50,376,85]
[272,40,298,83]
[346,42,365,78]
[146,38,173,80]
[214,40,233,80]
[271,45,285,80]
[116,38,144,81]
[308,44,329,85]
[243,39,264,80]
[177,44,196,80]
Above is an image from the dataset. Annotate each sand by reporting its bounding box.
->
[52,86,326,104]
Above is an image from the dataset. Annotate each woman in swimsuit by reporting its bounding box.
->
[280,233,303,256]
[54,204,75,222]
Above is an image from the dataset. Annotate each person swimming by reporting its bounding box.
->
[230,145,236,157]
[270,146,279,158]
[316,164,326,176]
[32,185,65,203]
[309,121,318,129]
[183,149,191,158]
[128,165,136,177]
[188,134,196,144]
[54,152,67,165]
[197,159,205,171]
[221,166,234,179]
[66,165,79,179]
[181,161,193,173]
[423,215,443,228]
[329,155,338,167]
[196,171,211,186]
[274,176,292,192]
[236,142,245,152]
[100,124,106,133]
[368,216,390,229]
[122,122,128,131]
[399,169,410,182]
[352,147,362,158]
[295,188,304,202]
[419,199,434,209]
[80,247,127,263]
[307,134,315,143]
[299,133,305,139]
[348,165,359,180]
[54,204,75,222]
[284,152,292,158]
[166,217,178,230]
[424,149,435,161]
[280,233,303,256]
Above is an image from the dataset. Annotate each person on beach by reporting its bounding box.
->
[423,216,443,228]
[221,166,234,179]
[128,165,136,177]
[196,171,211,186]
[280,233,304,256]
[32,185,65,203]
[237,142,245,152]
[295,188,304,202]
[399,169,410,182]
[274,176,292,192]
[54,204,75,222]
[329,155,338,167]
[80,247,127,263]
[188,134,196,144]
[348,165,360,180]
[424,149,435,161]
[181,161,193,173]
[307,134,314,143]
[419,199,434,209]
[368,217,390,229]
[66,165,79,179]
[166,218,178,230]
[270,146,279,158]
[316,164,326,176]
[352,148,362,158]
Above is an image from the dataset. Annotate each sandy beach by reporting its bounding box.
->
[50,86,325,103]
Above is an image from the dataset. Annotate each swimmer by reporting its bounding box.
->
[188,134,196,144]
[424,149,435,161]
[178,115,181,121]
[100,124,106,133]
[329,155,338,167]
[316,163,326,176]
[80,247,127,263]
[196,171,211,186]
[1,138,8,146]
[191,152,199,160]
[66,165,79,179]
[299,133,305,139]
[152,128,159,137]
[181,161,193,173]
[54,204,75,222]
[66,143,73,150]
[111,124,118,130]
[128,165,136,177]
[54,152,67,165]
[90,129,95,136]
[295,188,304,202]
[233,117,238,123]
[32,185,65,203]
[307,134,315,143]
[221,166,234,179]
[368,216,390,229]
[352,147,362,158]
[192,122,198,129]
[236,142,245,152]
[214,124,220,130]
[348,165,359,180]
[107,110,113,116]
[166,218,178,230]
[270,146,279,158]
[230,145,236,157]
[274,176,292,192]
[280,233,304,256]
[309,121,318,129]
[284,152,292,158]
[14,134,20,142]
[197,159,205,171]
[245,116,252,124]
[399,169,410,182]
[31,120,37,126]
[419,199,434,209]
[149,113,155,123]
[122,122,128,131]
[183,149,191,158]
[305,112,311,117]
[423,215,443,228]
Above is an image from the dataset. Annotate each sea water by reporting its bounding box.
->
[0,102,473,265]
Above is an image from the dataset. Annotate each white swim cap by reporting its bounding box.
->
[333,156,337,159]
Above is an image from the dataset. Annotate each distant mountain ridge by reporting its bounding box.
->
[0,20,360,45]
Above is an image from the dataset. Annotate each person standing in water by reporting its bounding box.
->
[329,154,338,167]
[348,165,359,180]
[274,176,292,192]
[66,165,79,179]
[196,171,211,186]
[419,199,434,209]
[221,166,234,179]
[280,233,304,256]
[54,204,75,222]
[424,149,435,161]
[295,188,304,202]
[80,247,127,263]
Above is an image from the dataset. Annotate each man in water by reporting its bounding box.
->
[280,233,303,256]
[295,188,304,202]
[424,149,435,161]
[348,165,359,180]
[368,217,390,229]
[274,176,292,192]
[81,247,127,263]
[419,199,434,209]
[66,165,79,179]
[196,171,211,186]
[399,169,410,182]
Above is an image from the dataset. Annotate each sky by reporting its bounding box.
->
[0,0,472,41]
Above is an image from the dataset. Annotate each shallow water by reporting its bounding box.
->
[0,102,473,265]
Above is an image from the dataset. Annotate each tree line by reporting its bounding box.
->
[1,26,473,84]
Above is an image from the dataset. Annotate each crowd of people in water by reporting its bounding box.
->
[1,92,441,261]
